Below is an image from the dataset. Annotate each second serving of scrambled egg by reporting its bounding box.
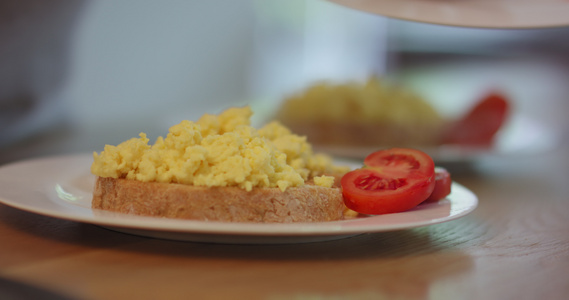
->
[276,76,443,125]
[91,106,348,191]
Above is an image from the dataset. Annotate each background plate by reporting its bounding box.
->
[328,0,569,29]
[313,114,561,163]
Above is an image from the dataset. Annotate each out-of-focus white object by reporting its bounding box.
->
[328,0,569,29]
[310,114,562,163]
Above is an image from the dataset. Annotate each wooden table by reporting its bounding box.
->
[0,144,568,300]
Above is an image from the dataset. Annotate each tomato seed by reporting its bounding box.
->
[356,174,406,191]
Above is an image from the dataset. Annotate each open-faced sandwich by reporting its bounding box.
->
[91,106,351,223]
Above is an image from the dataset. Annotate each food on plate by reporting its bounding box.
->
[275,77,445,147]
[275,76,509,149]
[424,167,452,203]
[340,148,450,215]
[440,92,510,147]
[93,177,346,223]
[90,106,454,221]
[91,106,350,223]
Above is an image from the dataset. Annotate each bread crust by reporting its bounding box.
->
[92,177,345,223]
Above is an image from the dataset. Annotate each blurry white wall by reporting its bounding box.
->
[61,0,256,132]
[60,0,388,139]
[250,1,388,105]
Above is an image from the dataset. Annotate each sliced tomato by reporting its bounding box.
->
[341,148,435,215]
[423,167,452,202]
[440,92,510,147]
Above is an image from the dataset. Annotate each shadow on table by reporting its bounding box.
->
[0,201,486,261]
[0,276,77,300]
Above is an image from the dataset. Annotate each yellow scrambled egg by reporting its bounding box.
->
[91,106,348,191]
[277,76,443,125]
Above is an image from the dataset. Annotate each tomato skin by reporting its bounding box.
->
[441,92,509,147]
[341,148,436,215]
[364,148,436,180]
[424,167,452,203]
[342,169,435,214]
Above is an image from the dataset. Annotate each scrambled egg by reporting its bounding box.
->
[277,76,443,125]
[91,107,348,191]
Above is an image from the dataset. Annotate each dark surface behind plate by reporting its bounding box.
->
[0,277,77,300]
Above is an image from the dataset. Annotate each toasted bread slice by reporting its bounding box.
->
[92,177,345,223]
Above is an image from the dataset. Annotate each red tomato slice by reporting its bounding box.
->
[440,92,510,147]
[424,167,452,202]
[341,148,435,215]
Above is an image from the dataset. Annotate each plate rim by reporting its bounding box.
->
[328,0,569,29]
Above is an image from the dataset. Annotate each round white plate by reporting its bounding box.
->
[312,114,561,163]
[328,0,569,29]
[0,154,478,244]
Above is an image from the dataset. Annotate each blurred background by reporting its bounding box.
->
[1,0,568,168]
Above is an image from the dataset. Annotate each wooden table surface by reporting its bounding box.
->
[0,143,568,300]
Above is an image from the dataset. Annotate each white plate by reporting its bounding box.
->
[328,0,569,29]
[0,154,478,244]
[313,114,561,163]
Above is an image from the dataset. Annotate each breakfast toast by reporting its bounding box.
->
[92,176,345,223]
